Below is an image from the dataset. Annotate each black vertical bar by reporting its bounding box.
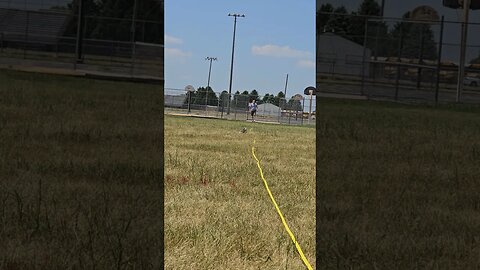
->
[23,11,29,59]
[361,17,368,96]
[416,25,425,90]
[187,91,191,113]
[227,16,237,115]
[395,23,404,101]
[75,0,84,64]
[435,16,445,104]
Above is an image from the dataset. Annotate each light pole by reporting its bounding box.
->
[205,57,217,112]
[227,13,245,115]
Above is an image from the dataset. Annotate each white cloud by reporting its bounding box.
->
[165,48,191,58]
[251,45,312,59]
[296,59,315,69]
[165,34,183,45]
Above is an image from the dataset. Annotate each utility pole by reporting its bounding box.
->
[227,13,245,115]
[205,57,217,112]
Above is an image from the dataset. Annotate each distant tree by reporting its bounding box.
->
[270,91,286,107]
[233,90,250,109]
[389,12,437,61]
[249,90,259,102]
[262,93,275,104]
[348,0,385,46]
[192,86,218,106]
[317,3,335,33]
[219,90,229,112]
[324,6,350,34]
[287,95,304,111]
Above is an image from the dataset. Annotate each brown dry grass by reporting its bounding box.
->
[164,115,315,269]
[0,69,163,269]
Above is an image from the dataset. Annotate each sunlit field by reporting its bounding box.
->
[164,115,315,269]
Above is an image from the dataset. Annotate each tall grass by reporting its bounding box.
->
[164,116,315,269]
[0,70,163,269]
[317,98,480,269]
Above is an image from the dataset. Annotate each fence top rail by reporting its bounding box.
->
[0,7,70,15]
[0,7,162,24]
[317,11,480,26]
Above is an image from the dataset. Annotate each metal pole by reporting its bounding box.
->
[301,98,305,125]
[395,22,404,101]
[308,93,313,124]
[24,11,29,59]
[187,91,191,113]
[74,0,84,66]
[361,17,369,96]
[435,16,445,104]
[284,74,289,98]
[205,57,217,114]
[130,0,138,75]
[234,95,237,120]
[416,25,425,90]
[457,0,471,103]
[373,0,385,76]
[227,14,245,115]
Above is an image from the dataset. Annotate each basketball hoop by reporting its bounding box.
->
[411,5,440,22]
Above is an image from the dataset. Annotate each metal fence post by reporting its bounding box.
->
[234,96,237,120]
[24,10,29,59]
[361,17,368,96]
[395,23,404,101]
[216,94,220,118]
[302,98,305,125]
[75,0,85,66]
[435,16,445,104]
[130,0,138,76]
[288,103,291,125]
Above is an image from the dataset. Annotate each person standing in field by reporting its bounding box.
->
[248,98,257,122]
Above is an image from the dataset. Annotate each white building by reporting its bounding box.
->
[257,103,281,117]
[317,32,371,77]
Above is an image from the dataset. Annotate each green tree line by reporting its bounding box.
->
[184,87,303,111]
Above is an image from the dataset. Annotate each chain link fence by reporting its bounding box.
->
[165,88,316,125]
[0,0,163,79]
[317,12,480,104]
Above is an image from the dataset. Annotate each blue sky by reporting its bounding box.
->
[165,0,315,97]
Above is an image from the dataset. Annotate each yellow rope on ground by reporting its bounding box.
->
[251,140,313,270]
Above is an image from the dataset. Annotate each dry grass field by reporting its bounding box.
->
[164,115,315,269]
[0,69,163,269]
[317,98,480,269]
